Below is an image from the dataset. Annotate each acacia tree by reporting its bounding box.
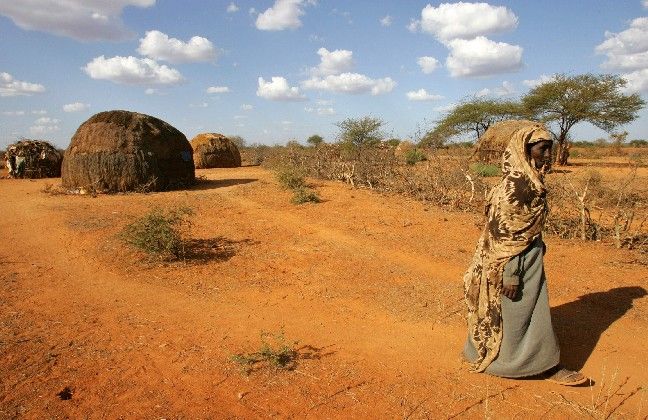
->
[336,116,386,148]
[306,134,324,147]
[522,73,645,165]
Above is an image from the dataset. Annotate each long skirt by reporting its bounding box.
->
[463,238,560,377]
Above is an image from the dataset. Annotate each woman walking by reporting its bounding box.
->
[462,122,586,385]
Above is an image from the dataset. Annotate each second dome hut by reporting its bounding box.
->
[190,133,241,169]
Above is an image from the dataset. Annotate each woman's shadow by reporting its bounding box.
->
[551,286,647,370]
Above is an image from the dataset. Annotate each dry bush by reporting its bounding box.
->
[263,143,486,211]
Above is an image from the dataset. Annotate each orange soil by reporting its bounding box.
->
[1,166,646,419]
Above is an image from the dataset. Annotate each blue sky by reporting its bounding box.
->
[1,0,647,149]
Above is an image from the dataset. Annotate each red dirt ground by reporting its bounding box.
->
[1,166,646,419]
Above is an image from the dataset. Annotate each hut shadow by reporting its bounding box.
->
[551,286,647,370]
[192,178,257,190]
[183,237,258,263]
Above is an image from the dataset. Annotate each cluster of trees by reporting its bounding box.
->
[425,74,645,165]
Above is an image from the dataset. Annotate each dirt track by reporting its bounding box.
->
[1,166,646,418]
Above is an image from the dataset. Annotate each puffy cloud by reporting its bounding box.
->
[311,47,354,76]
[302,73,396,95]
[417,56,439,74]
[446,36,522,77]
[380,15,392,27]
[623,68,648,93]
[63,102,90,112]
[137,30,216,63]
[474,80,515,97]
[644,0,648,8]
[83,55,184,85]
[30,117,60,135]
[2,111,25,116]
[256,0,307,31]
[419,2,518,42]
[522,74,555,88]
[0,72,45,97]
[305,106,335,115]
[226,2,239,13]
[206,86,230,93]
[0,0,155,41]
[406,89,444,101]
[256,76,307,101]
[240,104,254,110]
[407,18,420,33]
[596,18,648,71]
[32,110,47,115]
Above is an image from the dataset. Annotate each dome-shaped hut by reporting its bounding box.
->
[472,120,543,163]
[190,133,241,169]
[62,110,195,192]
[5,139,63,178]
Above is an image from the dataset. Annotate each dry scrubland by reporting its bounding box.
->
[1,144,647,418]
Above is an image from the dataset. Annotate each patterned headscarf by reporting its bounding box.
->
[463,122,553,372]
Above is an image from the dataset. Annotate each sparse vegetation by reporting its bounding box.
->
[291,186,321,204]
[275,165,321,204]
[470,162,501,177]
[405,148,427,166]
[120,206,194,260]
[306,134,324,147]
[230,330,299,375]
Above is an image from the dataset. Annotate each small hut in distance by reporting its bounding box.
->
[472,120,541,163]
[191,133,241,169]
[4,139,63,178]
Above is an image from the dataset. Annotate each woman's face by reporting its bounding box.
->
[528,140,553,169]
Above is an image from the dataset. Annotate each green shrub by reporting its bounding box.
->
[275,166,306,190]
[291,187,321,204]
[230,330,299,375]
[470,162,501,177]
[405,148,427,165]
[120,206,193,260]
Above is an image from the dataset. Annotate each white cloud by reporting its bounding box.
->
[644,0,648,8]
[522,74,556,88]
[596,18,648,72]
[0,0,155,41]
[417,56,439,74]
[311,47,354,76]
[145,88,157,95]
[419,2,518,42]
[446,36,523,78]
[2,111,25,116]
[137,30,216,63]
[30,117,60,135]
[83,55,184,85]
[32,110,47,115]
[206,86,230,93]
[190,102,208,108]
[407,18,420,33]
[226,2,239,13]
[257,76,307,101]
[256,0,307,31]
[305,106,335,115]
[474,81,515,97]
[434,103,457,113]
[233,115,247,120]
[249,7,257,15]
[302,73,396,95]
[0,72,45,97]
[63,102,89,112]
[623,68,648,93]
[380,15,392,27]
[240,104,254,110]
[406,89,444,101]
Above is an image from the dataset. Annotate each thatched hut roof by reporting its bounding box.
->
[62,110,195,192]
[5,139,62,178]
[190,133,241,169]
[472,120,542,163]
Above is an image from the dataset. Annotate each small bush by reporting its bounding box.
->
[405,148,427,165]
[120,206,193,260]
[275,166,306,190]
[470,162,501,177]
[292,187,321,204]
[230,330,299,375]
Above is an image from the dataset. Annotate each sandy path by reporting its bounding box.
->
[0,167,646,419]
